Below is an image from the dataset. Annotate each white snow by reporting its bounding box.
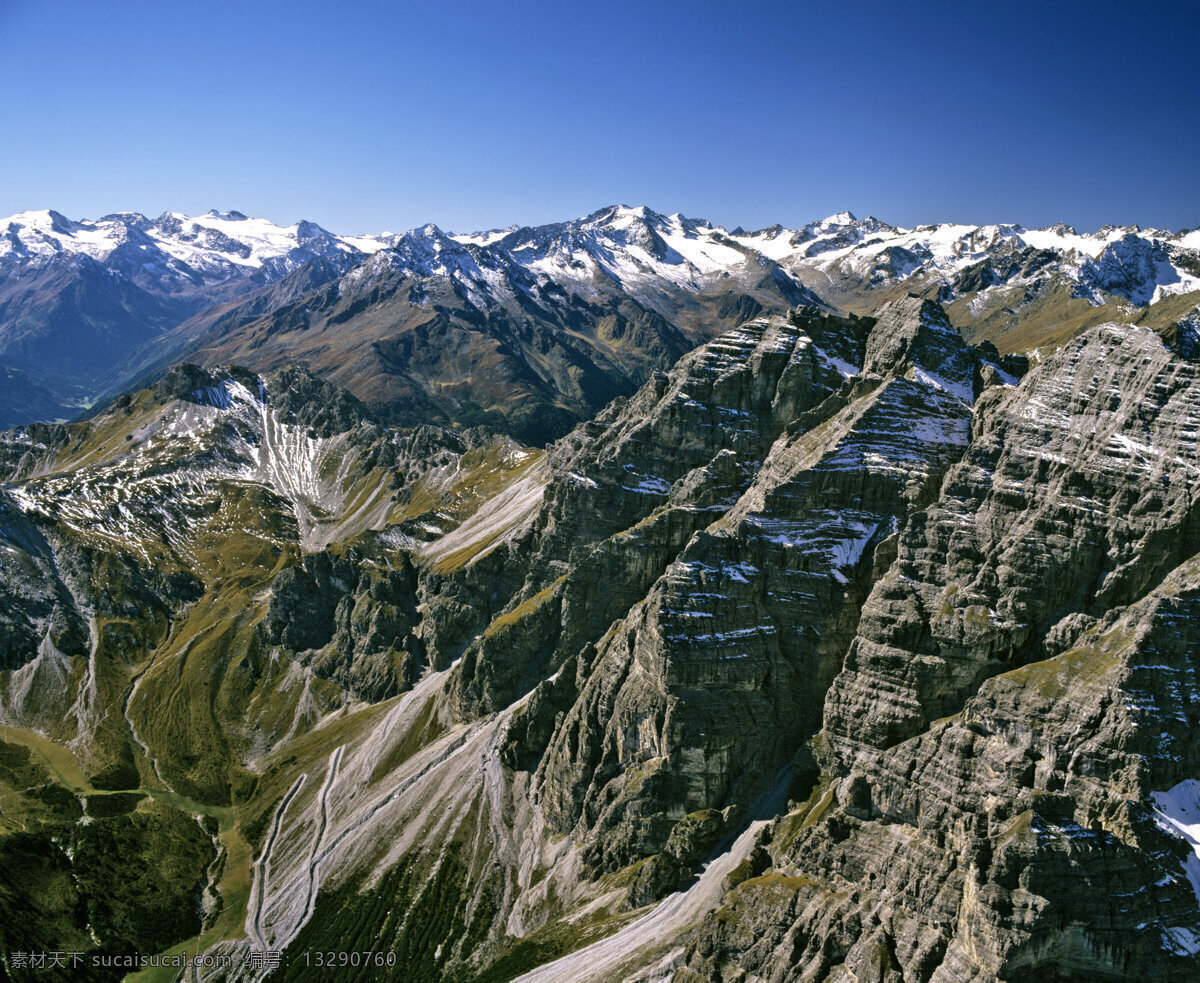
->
[679,559,759,584]
[823,210,858,226]
[737,227,803,262]
[6,206,1196,322]
[912,366,975,406]
[830,523,879,571]
[621,465,671,495]
[1016,225,1134,258]
[1163,926,1200,956]
[0,209,126,261]
[656,215,747,273]
[816,347,860,379]
[0,208,394,274]
[908,413,971,446]
[336,232,396,254]
[566,471,598,489]
[1151,780,1200,907]
[451,226,517,247]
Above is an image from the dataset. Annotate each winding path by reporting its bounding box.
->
[299,745,343,929]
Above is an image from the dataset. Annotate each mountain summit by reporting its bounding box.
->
[0,206,1198,439]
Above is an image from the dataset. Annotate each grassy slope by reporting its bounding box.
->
[0,384,562,980]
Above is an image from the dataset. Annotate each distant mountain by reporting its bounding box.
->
[181,210,822,443]
[0,208,396,285]
[173,205,1200,441]
[0,363,76,423]
[0,209,396,424]
[2,205,1198,436]
[451,205,1200,314]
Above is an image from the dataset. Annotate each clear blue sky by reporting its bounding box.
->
[2,0,1197,234]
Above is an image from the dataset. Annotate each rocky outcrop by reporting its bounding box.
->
[0,421,72,481]
[450,308,874,719]
[523,298,988,877]
[823,321,1200,770]
[678,557,1200,982]
[653,319,1200,983]
[0,491,88,671]
[1080,234,1177,304]
[260,545,425,703]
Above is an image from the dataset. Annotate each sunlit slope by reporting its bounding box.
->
[0,363,550,976]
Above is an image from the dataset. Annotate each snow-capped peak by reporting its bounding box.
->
[821,210,858,226]
[3,206,1198,317]
[0,208,396,278]
[451,225,518,248]
[422,205,1200,313]
[3,208,77,232]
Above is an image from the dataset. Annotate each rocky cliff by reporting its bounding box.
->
[0,295,1198,982]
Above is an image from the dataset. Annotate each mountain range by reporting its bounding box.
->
[3,205,1198,441]
[1,205,1200,982]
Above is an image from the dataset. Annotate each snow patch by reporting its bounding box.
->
[912,366,975,406]
[1151,780,1200,908]
[816,347,860,379]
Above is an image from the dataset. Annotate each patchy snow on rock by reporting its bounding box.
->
[816,346,861,379]
[1152,780,1200,907]
[912,366,975,406]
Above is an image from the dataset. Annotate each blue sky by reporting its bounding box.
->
[1,0,1197,234]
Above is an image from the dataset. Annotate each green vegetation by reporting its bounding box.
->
[73,800,213,952]
[996,643,1119,700]
[126,826,254,983]
[739,871,821,891]
[266,845,482,982]
[0,721,250,980]
[773,775,836,854]
[462,911,638,983]
[0,725,94,795]
[482,577,566,639]
[0,795,213,981]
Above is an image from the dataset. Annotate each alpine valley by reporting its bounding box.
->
[1,204,1200,983]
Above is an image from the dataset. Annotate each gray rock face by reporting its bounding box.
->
[654,320,1200,983]
[524,298,988,872]
[823,321,1200,770]
[4,287,1200,983]
[0,491,88,670]
[261,546,424,702]
[420,302,1200,981]
[452,308,873,719]
[0,421,72,482]
[1080,234,1178,304]
[680,561,1200,982]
